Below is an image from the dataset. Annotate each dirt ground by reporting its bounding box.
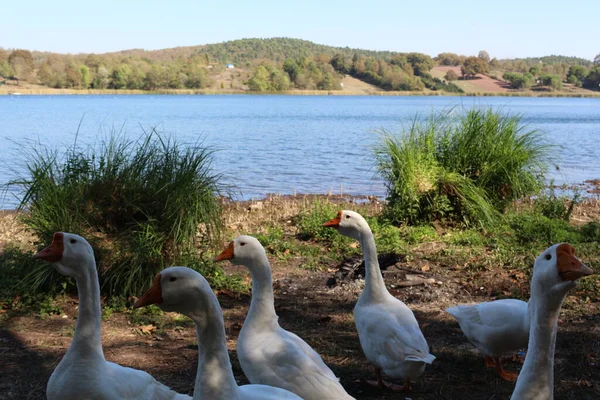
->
[1,196,599,400]
[431,66,511,93]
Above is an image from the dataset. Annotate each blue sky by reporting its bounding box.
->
[2,0,598,59]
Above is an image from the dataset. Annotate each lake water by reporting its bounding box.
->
[1,95,599,209]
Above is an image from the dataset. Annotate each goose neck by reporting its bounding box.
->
[358,227,388,303]
[244,256,278,329]
[512,289,565,399]
[189,294,240,400]
[68,263,105,360]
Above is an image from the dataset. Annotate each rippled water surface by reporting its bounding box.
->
[1,95,599,209]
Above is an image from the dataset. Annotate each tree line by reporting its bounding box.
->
[1,38,599,93]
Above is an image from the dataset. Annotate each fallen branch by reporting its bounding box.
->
[393,277,436,287]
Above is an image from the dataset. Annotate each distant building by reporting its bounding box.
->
[226,64,235,69]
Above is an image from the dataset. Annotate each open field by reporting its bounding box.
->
[1,194,599,399]
[430,66,600,97]
[430,66,511,93]
[3,73,600,97]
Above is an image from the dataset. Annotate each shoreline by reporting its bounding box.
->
[2,88,600,98]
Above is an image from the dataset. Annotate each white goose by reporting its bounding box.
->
[215,235,355,400]
[134,267,302,400]
[34,232,191,400]
[323,210,435,392]
[511,243,592,399]
[445,297,529,380]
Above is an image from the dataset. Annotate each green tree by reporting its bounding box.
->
[529,65,542,76]
[84,54,103,70]
[566,75,582,87]
[435,53,464,66]
[126,65,146,90]
[283,58,301,81]
[8,49,34,82]
[502,72,534,89]
[406,53,434,76]
[594,53,600,65]
[270,69,291,90]
[143,64,163,90]
[478,50,490,62]
[0,48,9,77]
[445,69,459,81]
[247,65,271,91]
[318,72,336,90]
[461,56,489,79]
[567,65,589,82]
[163,65,184,89]
[65,63,83,88]
[110,64,132,89]
[583,66,600,89]
[539,74,562,90]
[0,61,12,79]
[80,65,91,89]
[37,56,66,88]
[0,48,7,64]
[93,66,110,89]
[185,66,209,88]
[330,53,352,74]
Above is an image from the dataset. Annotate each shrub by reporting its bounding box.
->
[421,73,463,93]
[533,184,579,220]
[444,70,458,81]
[539,74,563,90]
[508,212,581,247]
[296,199,342,242]
[8,128,225,296]
[503,72,534,89]
[566,75,582,87]
[375,109,552,227]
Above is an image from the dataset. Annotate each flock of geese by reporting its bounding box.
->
[32,210,593,400]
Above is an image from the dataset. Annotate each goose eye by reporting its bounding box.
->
[545,254,552,260]
[240,242,246,246]
[70,239,77,244]
[169,277,177,282]
[345,215,350,219]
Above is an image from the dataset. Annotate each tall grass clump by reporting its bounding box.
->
[9,128,224,296]
[375,108,553,227]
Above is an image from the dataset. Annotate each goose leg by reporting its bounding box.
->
[484,356,496,368]
[366,367,411,392]
[366,367,385,389]
[493,357,518,382]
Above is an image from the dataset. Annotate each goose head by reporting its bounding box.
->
[532,243,593,296]
[323,210,368,241]
[214,235,267,269]
[134,266,210,317]
[34,232,95,279]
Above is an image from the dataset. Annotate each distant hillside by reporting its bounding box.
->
[502,55,592,67]
[110,37,397,66]
[1,38,598,95]
[192,37,396,64]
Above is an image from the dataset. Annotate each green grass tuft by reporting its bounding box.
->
[375,108,553,227]
[7,127,226,296]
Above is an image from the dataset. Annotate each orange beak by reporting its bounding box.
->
[557,243,593,281]
[323,210,343,228]
[134,273,163,308]
[34,232,64,263]
[214,241,235,262]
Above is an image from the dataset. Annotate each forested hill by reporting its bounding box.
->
[111,38,397,65]
[1,37,599,94]
[503,55,592,67]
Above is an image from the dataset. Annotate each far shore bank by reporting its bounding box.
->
[2,87,600,98]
